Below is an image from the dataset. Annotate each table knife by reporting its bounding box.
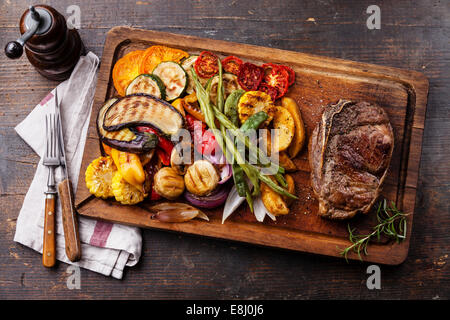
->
[54,88,82,262]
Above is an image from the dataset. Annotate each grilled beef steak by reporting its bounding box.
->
[309,100,394,219]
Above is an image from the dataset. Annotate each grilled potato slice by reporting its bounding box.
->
[281,97,306,158]
[272,106,295,152]
[238,91,275,126]
[282,174,296,207]
[278,151,297,172]
[85,156,117,199]
[260,176,289,216]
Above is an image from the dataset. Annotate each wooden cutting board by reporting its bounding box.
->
[75,26,428,265]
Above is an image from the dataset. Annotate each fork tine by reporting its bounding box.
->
[45,114,50,159]
[50,114,54,158]
[54,114,59,158]
[51,114,57,159]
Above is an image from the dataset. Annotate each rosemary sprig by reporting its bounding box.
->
[340,199,409,262]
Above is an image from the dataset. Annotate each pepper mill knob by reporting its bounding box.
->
[5,41,23,59]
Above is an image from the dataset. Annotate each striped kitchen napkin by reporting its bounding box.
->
[14,52,142,279]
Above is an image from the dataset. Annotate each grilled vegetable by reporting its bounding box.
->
[209,73,242,105]
[146,202,209,222]
[153,167,185,200]
[237,91,275,126]
[110,148,146,193]
[237,62,264,91]
[195,51,219,78]
[272,106,295,152]
[152,61,188,101]
[282,174,296,206]
[170,98,186,117]
[281,97,306,158]
[85,156,117,199]
[257,83,278,101]
[170,140,193,175]
[111,171,147,205]
[184,160,220,196]
[125,74,166,99]
[260,176,289,215]
[261,63,289,100]
[140,149,155,166]
[139,45,189,74]
[181,92,205,122]
[184,185,229,209]
[222,56,243,75]
[281,65,295,86]
[278,151,297,172]
[224,89,244,127]
[102,94,184,136]
[240,111,268,132]
[112,50,145,96]
[181,55,199,94]
[97,98,159,153]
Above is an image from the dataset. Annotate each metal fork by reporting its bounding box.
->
[42,113,61,267]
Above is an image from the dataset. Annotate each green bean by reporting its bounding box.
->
[240,111,268,133]
[224,89,244,127]
[259,173,297,199]
[217,60,225,113]
[232,164,247,197]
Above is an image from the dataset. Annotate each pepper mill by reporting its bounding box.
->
[5,5,85,81]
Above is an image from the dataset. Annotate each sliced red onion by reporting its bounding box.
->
[205,152,232,184]
[218,163,232,184]
[184,185,229,209]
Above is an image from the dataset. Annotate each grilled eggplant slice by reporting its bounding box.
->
[97,97,159,153]
[102,93,184,136]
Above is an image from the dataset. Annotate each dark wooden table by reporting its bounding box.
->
[0,0,448,299]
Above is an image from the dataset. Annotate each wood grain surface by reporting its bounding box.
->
[74,26,428,265]
[0,0,448,299]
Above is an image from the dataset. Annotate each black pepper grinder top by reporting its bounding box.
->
[4,5,85,81]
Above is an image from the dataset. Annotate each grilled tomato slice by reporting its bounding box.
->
[237,62,264,91]
[112,50,145,96]
[221,55,243,75]
[139,45,189,74]
[257,83,278,101]
[281,65,295,86]
[194,51,219,78]
[262,63,289,100]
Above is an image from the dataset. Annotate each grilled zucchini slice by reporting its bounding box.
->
[125,74,166,99]
[102,93,184,136]
[209,73,242,105]
[152,61,187,101]
[181,55,199,94]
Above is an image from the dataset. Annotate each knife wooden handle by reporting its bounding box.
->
[43,195,56,267]
[58,178,81,262]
